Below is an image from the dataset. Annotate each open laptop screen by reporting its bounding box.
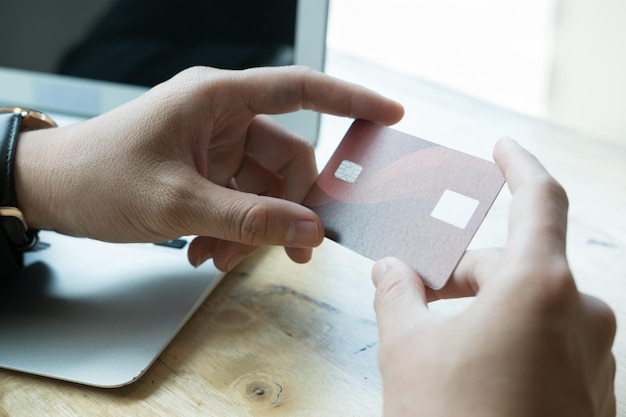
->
[0,0,328,143]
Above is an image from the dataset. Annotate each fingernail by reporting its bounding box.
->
[371,259,388,287]
[285,220,320,247]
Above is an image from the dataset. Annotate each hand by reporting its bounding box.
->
[14,65,404,271]
[372,138,616,417]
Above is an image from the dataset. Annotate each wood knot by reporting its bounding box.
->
[209,307,254,332]
[232,372,285,409]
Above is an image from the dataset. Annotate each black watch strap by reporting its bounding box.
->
[0,112,38,251]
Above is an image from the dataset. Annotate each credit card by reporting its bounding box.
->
[303,119,504,289]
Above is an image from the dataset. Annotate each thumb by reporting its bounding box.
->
[179,180,324,248]
[372,257,431,337]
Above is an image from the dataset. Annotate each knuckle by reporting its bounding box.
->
[541,261,577,304]
[289,64,315,75]
[300,139,316,158]
[170,66,223,94]
[289,65,316,110]
[290,140,317,172]
[534,174,569,209]
[592,298,618,341]
[177,65,209,79]
[519,258,578,311]
[373,275,407,316]
[235,201,271,245]
[153,178,195,233]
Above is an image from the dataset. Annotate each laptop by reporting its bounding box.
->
[0,0,329,388]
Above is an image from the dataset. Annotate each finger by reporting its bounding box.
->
[188,235,260,272]
[580,293,617,353]
[244,116,318,203]
[205,139,247,186]
[197,119,318,271]
[212,239,258,272]
[425,248,502,302]
[493,137,569,258]
[284,246,313,264]
[234,153,286,198]
[372,257,431,338]
[188,235,250,271]
[177,176,324,249]
[197,240,314,272]
[226,66,405,125]
[187,236,218,268]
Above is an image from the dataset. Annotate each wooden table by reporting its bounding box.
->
[1,50,625,416]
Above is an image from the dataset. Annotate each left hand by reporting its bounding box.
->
[15,66,404,271]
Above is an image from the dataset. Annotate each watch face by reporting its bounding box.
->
[0,107,57,130]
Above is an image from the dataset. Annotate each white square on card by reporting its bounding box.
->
[431,190,479,229]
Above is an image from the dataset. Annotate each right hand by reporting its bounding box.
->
[372,138,616,417]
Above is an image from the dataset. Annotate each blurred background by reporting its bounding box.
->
[327,0,626,148]
[2,0,625,147]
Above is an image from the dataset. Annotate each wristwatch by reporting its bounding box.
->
[0,107,57,252]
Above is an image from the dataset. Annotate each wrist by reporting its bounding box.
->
[0,108,58,251]
[0,110,55,253]
[13,129,54,232]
